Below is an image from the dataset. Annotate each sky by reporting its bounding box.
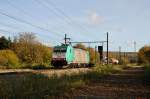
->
[0,0,149,52]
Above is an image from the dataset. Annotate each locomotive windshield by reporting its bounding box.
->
[53,46,67,52]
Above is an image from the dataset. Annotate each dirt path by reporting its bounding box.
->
[71,66,150,99]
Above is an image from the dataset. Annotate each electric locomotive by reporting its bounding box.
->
[51,44,90,67]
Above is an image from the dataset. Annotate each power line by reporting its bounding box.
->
[35,0,90,36]
[2,0,64,43]
[35,0,72,26]
[0,9,62,37]
[0,22,24,31]
[0,28,16,37]
[44,0,94,41]
[0,28,60,45]
[6,0,64,37]
[70,41,107,44]
[32,0,67,34]
[0,22,60,43]
[45,0,90,34]
[0,29,13,33]
[134,41,136,52]
[6,0,35,19]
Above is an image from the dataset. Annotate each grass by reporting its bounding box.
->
[143,64,150,83]
[0,65,114,98]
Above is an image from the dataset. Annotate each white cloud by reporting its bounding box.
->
[88,11,103,25]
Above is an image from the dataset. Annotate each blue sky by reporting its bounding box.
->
[0,0,149,52]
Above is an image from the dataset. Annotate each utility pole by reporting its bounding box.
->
[134,41,136,52]
[64,34,70,44]
[107,32,109,65]
[95,46,97,65]
[69,33,108,65]
[134,41,137,63]
[119,46,121,64]
[64,34,67,44]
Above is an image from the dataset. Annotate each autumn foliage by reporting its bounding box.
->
[138,46,150,64]
[0,50,19,67]
[12,33,52,66]
[0,33,52,68]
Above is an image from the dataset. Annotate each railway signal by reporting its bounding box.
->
[64,34,71,44]
[98,46,103,62]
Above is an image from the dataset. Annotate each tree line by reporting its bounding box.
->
[0,33,52,68]
[0,33,99,68]
[0,32,149,68]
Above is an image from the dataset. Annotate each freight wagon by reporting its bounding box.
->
[51,44,90,67]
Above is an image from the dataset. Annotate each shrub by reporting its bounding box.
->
[143,64,150,83]
[12,33,52,67]
[138,46,150,64]
[93,64,113,75]
[0,50,19,67]
[0,36,12,50]
[0,56,8,66]
[118,57,129,65]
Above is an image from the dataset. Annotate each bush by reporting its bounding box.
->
[138,46,150,64]
[0,36,12,50]
[0,50,19,67]
[93,64,113,75]
[144,64,150,82]
[0,56,8,66]
[119,57,129,65]
[12,33,52,67]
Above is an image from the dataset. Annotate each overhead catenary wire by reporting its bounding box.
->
[0,1,63,45]
[45,0,90,34]
[0,1,63,41]
[34,0,73,26]
[0,8,63,39]
[6,0,35,19]
[0,12,60,43]
[5,0,64,37]
[0,28,17,37]
[42,0,94,41]
[0,28,13,33]
[0,28,60,45]
[35,0,91,37]
[0,0,92,45]
[0,22,58,43]
[0,21,24,31]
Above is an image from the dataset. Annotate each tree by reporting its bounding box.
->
[0,36,12,50]
[12,32,52,66]
[138,46,150,64]
[74,43,87,50]
[0,50,19,67]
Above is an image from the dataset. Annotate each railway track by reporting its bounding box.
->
[0,67,91,77]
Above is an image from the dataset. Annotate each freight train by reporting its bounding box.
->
[51,44,90,67]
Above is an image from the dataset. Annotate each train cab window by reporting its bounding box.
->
[54,47,67,53]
